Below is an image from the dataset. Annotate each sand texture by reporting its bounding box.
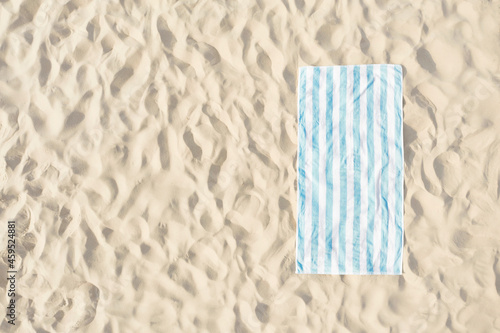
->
[1,0,500,332]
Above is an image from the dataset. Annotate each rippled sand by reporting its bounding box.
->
[1,0,500,331]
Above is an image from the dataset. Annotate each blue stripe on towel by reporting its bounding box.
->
[338,66,347,273]
[393,66,403,274]
[379,64,389,273]
[311,67,320,273]
[325,67,333,273]
[352,65,361,274]
[296,67,306,273]
[366,66,375,273]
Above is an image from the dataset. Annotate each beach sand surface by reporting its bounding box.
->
[1,0,500,332]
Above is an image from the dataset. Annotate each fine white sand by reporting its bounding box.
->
[1,0,500,332]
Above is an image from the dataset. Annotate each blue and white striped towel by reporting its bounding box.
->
[296,64,403,275]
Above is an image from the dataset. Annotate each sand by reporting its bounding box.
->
[0,0,500,332]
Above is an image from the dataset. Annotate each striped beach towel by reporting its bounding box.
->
[296,64,403,275]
